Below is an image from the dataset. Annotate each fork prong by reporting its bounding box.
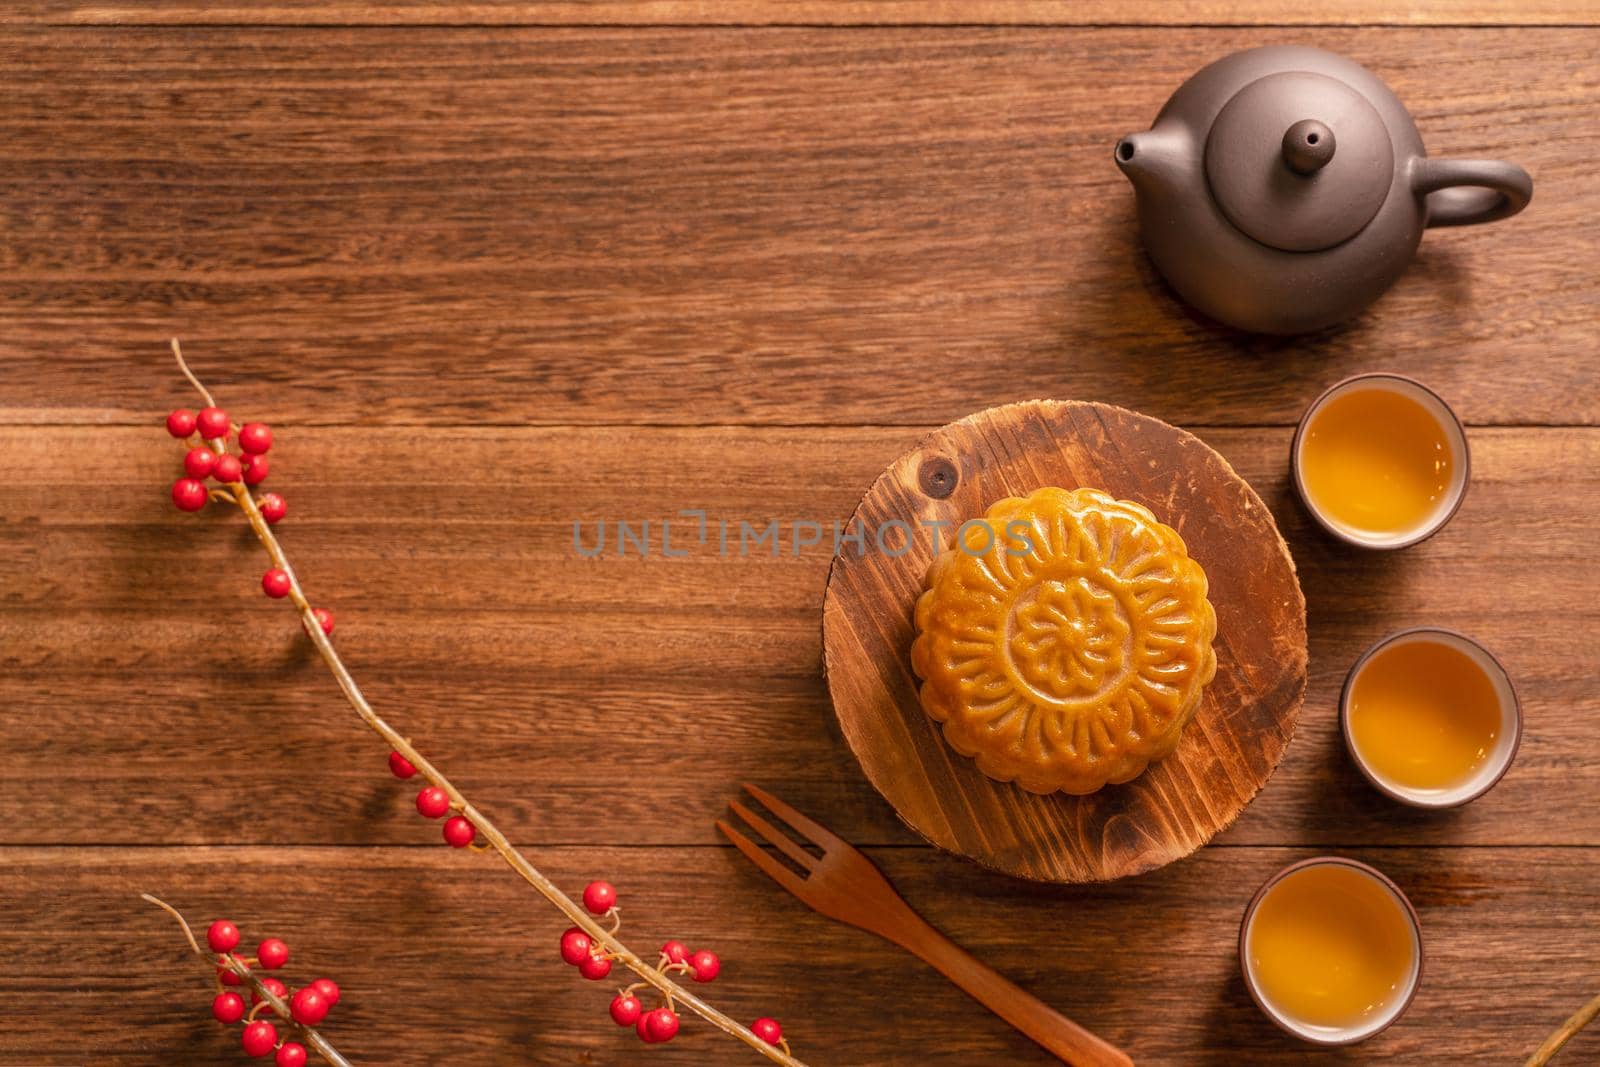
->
[741,782,844,850]
[716,819,810,897]
[728,799,818,872]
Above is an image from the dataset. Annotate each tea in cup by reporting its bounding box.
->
[1240,857,1422,1044]
[1292,373,1469,549]
[1342,628,1521,807]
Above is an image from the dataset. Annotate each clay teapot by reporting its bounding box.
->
[1115,45,1532,334]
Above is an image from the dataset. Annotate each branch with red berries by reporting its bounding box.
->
[144,895,349,1067]
[156,341,804,1064]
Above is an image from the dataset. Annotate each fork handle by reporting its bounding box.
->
[894,913,1133,1067]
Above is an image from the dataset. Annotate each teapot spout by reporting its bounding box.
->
[1114,126,1190,196]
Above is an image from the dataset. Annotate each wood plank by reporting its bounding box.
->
[0,844,1594,1064]
[1,425,1594,849]
[9,1,1599,27]
[0,27,1594,427]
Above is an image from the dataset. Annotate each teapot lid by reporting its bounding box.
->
[1204,70,1394,252]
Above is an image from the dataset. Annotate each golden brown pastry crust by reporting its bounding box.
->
[910,487,1217,795]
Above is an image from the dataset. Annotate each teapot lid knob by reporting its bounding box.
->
[1282,119,1336,175]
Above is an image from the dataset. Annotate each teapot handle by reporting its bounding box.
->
[1414,158,1532,228]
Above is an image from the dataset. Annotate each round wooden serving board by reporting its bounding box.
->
[822,400,1307,883]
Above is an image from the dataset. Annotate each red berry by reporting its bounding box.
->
[243,453,271,486]
[609,993,643,1027]
[167,409,198,438]
[689,949,720,983]
[213,453,243,483]
[172,478,207,512]
[442,815,476,848]
[257,493,287,524]
[636,1014,656,1043]
[416,786,449,819]
[262,568,292,599]
[290,985,329,1026]
[197,407,231,440]
[207,920,241,953]
[241,1020,277,1058]
[559,927,592,966]
[257,938,289,970]
[388,751,418,779]
[251,976,288,1006]
[211,991,245,1023]
[310,977,340,1008]
[313,607,335,635]
[184,447,217,479]
[660,940,690,965]
[218,961,243,986]
[751,1018,783,1045]
[582,881,616,915]
[239,423,273,455]
[644,1007,680,1043]
[578,953,612,980]
[275,1044,308,1067]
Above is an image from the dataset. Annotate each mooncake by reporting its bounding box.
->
[910,487,1217,795]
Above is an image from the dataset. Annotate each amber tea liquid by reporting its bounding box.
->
[1299,384,1456,542]
[1246,862,1418,1038]
[1347,636,1505,796]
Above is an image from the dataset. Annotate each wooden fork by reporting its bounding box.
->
[717,784,1134,1067]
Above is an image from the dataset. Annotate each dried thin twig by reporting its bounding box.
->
[166,340,806,1066]
[1525,990,1600,1066]
[144,894,353,1067]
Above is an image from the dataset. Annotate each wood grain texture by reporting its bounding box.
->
[720,784,1135,1066]
[1,424,1594,851]
[2,18,1597,1066]
[9,1,1600,26]
[0,27,1596,427]
[1,845,1597,1065]
[823,401,1306,881]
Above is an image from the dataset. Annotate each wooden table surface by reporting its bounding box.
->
[1,5,1597,1064]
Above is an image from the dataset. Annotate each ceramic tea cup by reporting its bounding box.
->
[1239,857,1423,1045]
[1291,373,1470,549]
[1342,628,1522,808]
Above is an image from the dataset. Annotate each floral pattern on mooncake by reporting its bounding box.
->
[910,487,1217,795]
